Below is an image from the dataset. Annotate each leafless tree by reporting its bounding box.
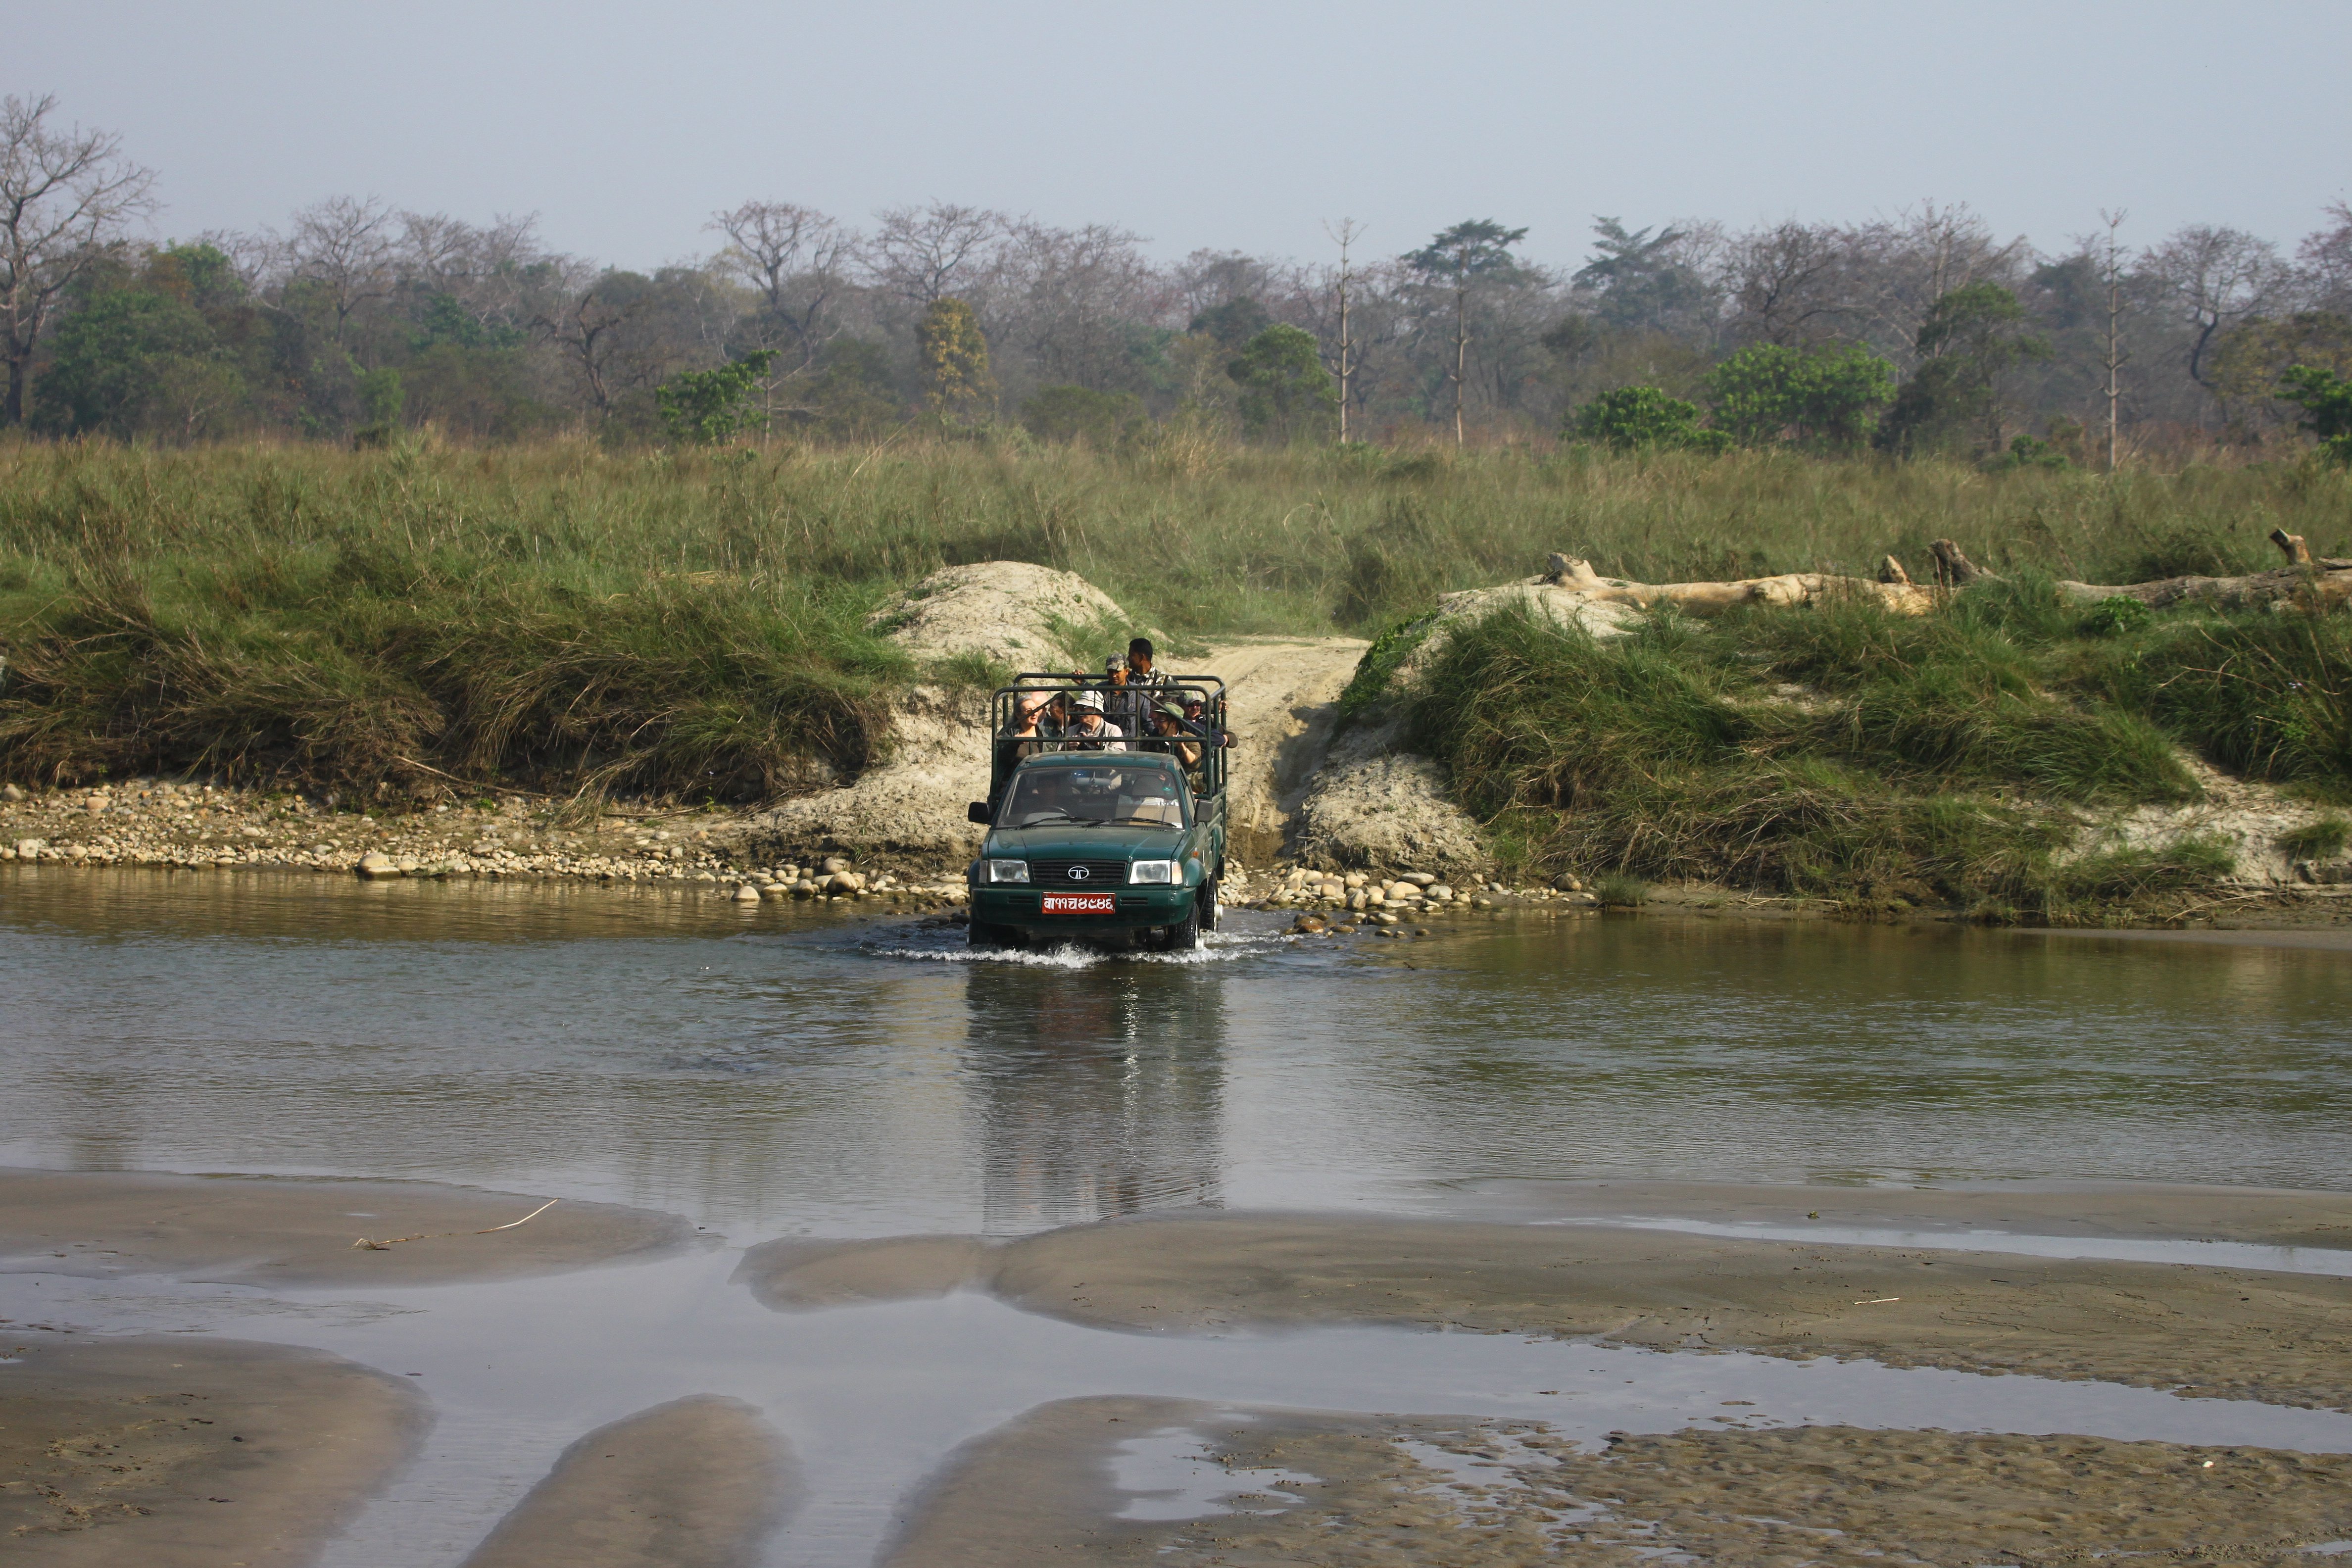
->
[2297,199,2352,316]
[533,266,641,415]
[2142,223,2289,389]
[1172,249,1275,324]
[867,201,1005,307]
[288,196,395,346]
[709,200,852,371]
[1321,220,1365,441]
[392,209,548,336]
[1721,220,1852,346]
[0,94,156,425]
[2099,209,2129,470]
[997,219,1167,390]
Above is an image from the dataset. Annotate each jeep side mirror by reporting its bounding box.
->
[967,801,992,825]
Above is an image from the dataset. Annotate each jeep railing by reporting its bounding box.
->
[985,674,1230,801]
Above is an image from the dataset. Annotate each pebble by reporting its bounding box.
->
[356,851,401,879]
[732,883,763,902]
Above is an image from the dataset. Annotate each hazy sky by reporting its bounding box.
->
[16,0,2350,272]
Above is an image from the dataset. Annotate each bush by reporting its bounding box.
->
[1572,386,1728,453]
[1706,343,1894,450]
[2079,596,2152,637]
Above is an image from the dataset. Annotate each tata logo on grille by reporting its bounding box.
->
[1066,866,1091,881]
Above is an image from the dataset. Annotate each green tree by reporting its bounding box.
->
[916,296,993,418]
[2280,364,2352,462]
[1573,217,1718,339]
[1706,342,1895,449]
[656,349,779,445]
[1020,384,1145,446]
[1225,324,1337,441]
[1571,386,1726,452]
[1187,297,1270,350]
[34,288,230,438]
[2211,312,2352,441]
[1876,283,2051,457]
[1403,219,1528,445]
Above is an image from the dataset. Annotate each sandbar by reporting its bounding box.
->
[459,1394,792,1568]
[883,1394,2352,1567]
[1463,1175,2352,1250]
[739,1205,2352,1411]
[0,1334,423,1566]
[0,1168,690,1287]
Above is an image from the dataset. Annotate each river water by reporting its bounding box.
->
[5,867,2352,1564]
[6,867,2350,1228]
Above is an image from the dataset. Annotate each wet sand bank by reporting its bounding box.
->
[741,1206,2352,1411]
[0,1336,423,1566]
[1465,1175,2352,1250]
[883,1394,2352,1567]
[457,1395,792,1568]
[0,1168,692,1288]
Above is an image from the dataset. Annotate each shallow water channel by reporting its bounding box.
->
[4,867,2352,1563]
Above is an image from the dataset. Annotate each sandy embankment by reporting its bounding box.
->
[458,1395,793,1568]
[881,1394,2352,1568]
[740,1189,2352,1412]
[0,1336,424,1566]
[0,1168,692,1287]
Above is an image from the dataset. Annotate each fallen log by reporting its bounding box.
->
[1538,529,2351,621]
[1539,553,1939,615]
[2041,529,2347,611]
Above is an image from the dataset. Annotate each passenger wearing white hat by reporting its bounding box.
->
[1069,687,1127,751]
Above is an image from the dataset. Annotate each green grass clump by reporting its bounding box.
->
[1400,593,2292,919]
[2278,818,2352,860]
[1589,873,1650,907]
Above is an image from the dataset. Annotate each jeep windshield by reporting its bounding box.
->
[999,767,1188,830]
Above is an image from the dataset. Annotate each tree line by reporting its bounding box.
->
[4,93,2350,462]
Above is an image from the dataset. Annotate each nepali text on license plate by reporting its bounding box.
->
[1041,892,1117,914]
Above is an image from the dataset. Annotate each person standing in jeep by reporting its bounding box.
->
[1109,637,1174,737]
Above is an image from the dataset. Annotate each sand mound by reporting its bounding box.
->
[762,562,1137,861]
[870,560,1131,670]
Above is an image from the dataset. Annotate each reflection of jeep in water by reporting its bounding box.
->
[964,676,1228,951]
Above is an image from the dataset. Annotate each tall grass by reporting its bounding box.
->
[2,433,2347,795]
[1401,583,2348,919]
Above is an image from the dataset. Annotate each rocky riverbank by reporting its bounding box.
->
[0,777,975,909]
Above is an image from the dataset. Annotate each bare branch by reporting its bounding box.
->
[0,93,158,424]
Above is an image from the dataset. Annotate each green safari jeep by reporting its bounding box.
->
[964,677,1228,951]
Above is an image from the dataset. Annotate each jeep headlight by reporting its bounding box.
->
[986,859,1030,883]
[1128,859,1177,884]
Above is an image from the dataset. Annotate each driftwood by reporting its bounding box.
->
[1543,529,2351,619]
[1540,552,1938,614]
[1930,530,2352,609]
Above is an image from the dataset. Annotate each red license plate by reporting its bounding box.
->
[1040,892,1117,914]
